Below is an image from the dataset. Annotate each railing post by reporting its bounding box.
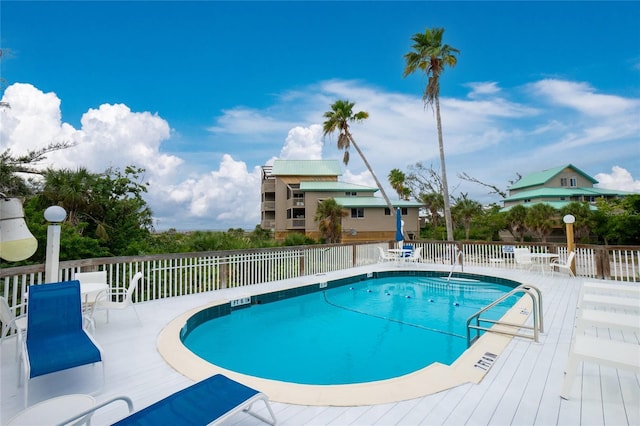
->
[220,263,228,289]
[594,247,610,280]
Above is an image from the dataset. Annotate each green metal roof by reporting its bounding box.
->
[271,160,342,176]
[300,181,377,192]
[509,164,597,190]
[503,186,629,202]
[500,201,598,212]
[333,196,422,208]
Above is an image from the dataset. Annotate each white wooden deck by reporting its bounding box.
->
[2,265,639,425]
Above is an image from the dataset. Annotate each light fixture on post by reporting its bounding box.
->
[563,214,576,275]
[44,206,67,283]
[0,195,38,262]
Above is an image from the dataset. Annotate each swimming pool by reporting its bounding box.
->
[181,272,520,385]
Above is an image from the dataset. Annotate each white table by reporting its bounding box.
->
[80,282,109,304]
[7,394,95,425]
[530,253,559,274]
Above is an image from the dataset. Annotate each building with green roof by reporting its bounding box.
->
[501,164,629,211]
[261,160,422,242]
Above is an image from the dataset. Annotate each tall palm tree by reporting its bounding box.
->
[388,168,409,200]
[314,198,348,243]
[403,27,460,241]
[322,100,395,215]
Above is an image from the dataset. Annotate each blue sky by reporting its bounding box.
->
[1,1,639,231]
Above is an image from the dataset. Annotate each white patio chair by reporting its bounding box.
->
[513,248,533,270]
[94,272,143,324]
[550,251,575,277]
[406,247,423,263]
[74,270,108,331]
[377,247,396,263]
[1,296,27,358]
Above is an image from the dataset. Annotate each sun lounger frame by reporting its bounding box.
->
[560,335,640,399]
[58,374,276,425]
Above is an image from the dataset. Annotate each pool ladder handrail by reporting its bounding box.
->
[447,248,464,281]
[466,284,543,347]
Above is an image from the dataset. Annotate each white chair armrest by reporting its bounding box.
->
[57,395,134,426]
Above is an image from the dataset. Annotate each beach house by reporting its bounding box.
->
[261,159,422,242]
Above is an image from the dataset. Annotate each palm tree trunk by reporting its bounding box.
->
[347,134,396,216]
[435,96,454,241]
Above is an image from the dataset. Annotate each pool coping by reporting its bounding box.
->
[157,265,535,406]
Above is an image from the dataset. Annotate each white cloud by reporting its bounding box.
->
[528,79,639,117]
[595,166,640,193]
[2,78,639,230]
[279,125,324,160]
[466,82,501,98]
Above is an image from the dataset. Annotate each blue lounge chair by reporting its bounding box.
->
[60,374,277,425]
[19,280,104,406]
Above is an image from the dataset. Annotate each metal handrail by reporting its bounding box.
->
[447,248,464,281]
[466,284,543,347]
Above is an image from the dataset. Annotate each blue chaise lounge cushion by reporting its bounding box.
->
[26,280,102,378]
[113,374,262,426]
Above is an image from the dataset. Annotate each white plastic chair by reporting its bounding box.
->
[513,248,533,270]
[0,296,27,358]
[377,247,396,263]
[94,272,143,324]
[74,270,108,332]
[406,247,423,263]
[550,251,576,277]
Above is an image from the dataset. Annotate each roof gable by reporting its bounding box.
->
[509,164,597,190]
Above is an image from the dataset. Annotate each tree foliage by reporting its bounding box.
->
[404,27,459,241]
[452,193,483,240]
[322,99,395,214]
[314,198,348,243]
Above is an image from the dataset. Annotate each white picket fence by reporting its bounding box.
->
[1,241,638,316]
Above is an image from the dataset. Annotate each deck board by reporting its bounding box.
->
[2,265,639,425]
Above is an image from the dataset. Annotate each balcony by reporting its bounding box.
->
[286,218,306,229]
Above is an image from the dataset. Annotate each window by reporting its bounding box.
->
[560,178,568,187]
[385,208,408,215]
[351,208,364,218]
[570,177,577,187]
[345,192,357,197]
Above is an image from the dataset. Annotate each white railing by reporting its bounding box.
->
[2,242,638,319]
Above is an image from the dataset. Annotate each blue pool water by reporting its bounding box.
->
[182,275,518,385]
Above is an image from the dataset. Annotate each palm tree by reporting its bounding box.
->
[388,168,409,200]
[41,167,96,227]
[322,100,395,214]
[452,193,483,240]
[525,204,558,242]
[314,198,348,243]
[505,204,528,242]
[420,192,444,240]
[403,27,460,241]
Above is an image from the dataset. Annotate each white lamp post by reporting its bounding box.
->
[44,206,67,283]
[563,214,576,275]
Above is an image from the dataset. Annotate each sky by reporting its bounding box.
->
[1,1,639,231]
